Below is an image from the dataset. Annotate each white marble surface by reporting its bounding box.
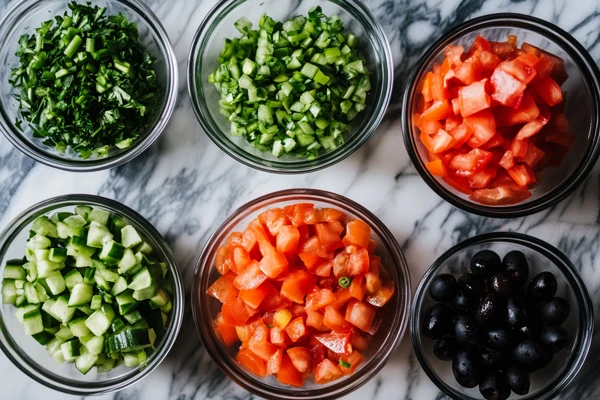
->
[1,0,600,399]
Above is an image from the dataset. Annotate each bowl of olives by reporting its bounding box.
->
[411,232,593,400]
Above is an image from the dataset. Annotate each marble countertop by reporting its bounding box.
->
[1,0,600,399]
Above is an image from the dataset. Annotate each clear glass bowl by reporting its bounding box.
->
[0,0,178,172]
[188,0,394,173]
[402,13,600,217]
[411,232,593,399]
[192,189,411,399]
[0,195,184,395]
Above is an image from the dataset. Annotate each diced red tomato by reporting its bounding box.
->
[531,77,563,106]
[420,129,455,154]
[240,282,276,309]
[315,223,344,251]
[467,166,497,189]
[349,275,366,301]
[469,185,532,205]
[234,261,268,290]
[365,282,396,307]
[237,348,267,378]
[215,245,233,275]
[465,110,496,147]
[306,310,326,331]
[344,300,376,332]
[508,164,536,187]
[458,79,491,117]
[314,331,352,355]
[314,359,343,384]
[431,64,448,101]
[449,148,493,176]
[340,351,366,375]
[207,272,238,304]
[258,208,289,236]
[523,143,546,168]
[277,353,304,387]
[510,138,529,159]
[421,99,453,121]
[499,150,515,170]
[287,347,312,373]
[222,296,255,326]
[426,159,447,177]
[267,349,283,375]
[342,220,371,249]
[305,288,336,311]
[284,316,308,342]
[281,270,317,304]
[346,247,370,276]
[215,313,239,346]
[232,246,252,273]
[259,242,289,279]
[270,326,288,347]
[323,306,353,332]
[330,289,353,309]
[276,225,300,254]
[490,67,527,106]
[453,59,480,85]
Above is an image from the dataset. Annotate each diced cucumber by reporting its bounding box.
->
[135,241,153,255]
[117,248,138,275]
[27,234,52,250]
[63,215,87,228]
[121,225,142,248]
[85,305,115,336]
[123,309,143,324]
[83,335,104,355]
[116,290,138,315]
[37,260,61,279]
[111,276,128,296]
[69,317,92,337]
[123,353,139,367]
[32,330,55,345]
[61,339,81,361]
[99,240,125,265]
[83,267,95,284]
[34,249,49,261]
[57,221,85,239]
[76,352,98,374]
[45,270,66,295]
[68,283,94,307]
[31,216,58,238]
[149,288,170,310]
[49,248,67,263]
[55,326,74,341]
[4,264,26,280]
[64,269,83,290]
[75,205,92,219]
[50,296,76,323]
[87,208,111,225]
[87,221,112,248]
[51,212,73,223]
[23,309,44,335]
[129,264,163,291]
[78,305,94,316]
[94,274,112,292]
[2,279,17,304]
[90,295,102,310]
[24,281,42,304]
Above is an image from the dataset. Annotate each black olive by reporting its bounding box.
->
[505,295,528,326]
[528,272,557,301]
[515,320,541,341]
[487,327,514,349]
[512,340,552,372]
[505,364,530,395]
[454,315,483,345]
[540,297,570,326]
[540,326,569,353]
[470,250,502,278]
[489,273,511,296]
[479,371,511,400]
[433,337,459,361]
[476,295,501,327]
[479,346,504,369]
[429,274,457,302]
[458,272,486,298]
[453,349,482,388]
[422,303,455,339]
[452,288,478,315]
[502,250,529,285]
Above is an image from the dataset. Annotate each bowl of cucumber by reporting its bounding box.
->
[0,195,184,395]
[188,0,394,173]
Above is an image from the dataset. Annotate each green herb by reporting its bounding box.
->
[338,276,351,288]
[339,360,351,368]
[8,2,159,159]
[208,6,371,159]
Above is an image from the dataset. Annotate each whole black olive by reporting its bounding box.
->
[452,289,477,315]
[489,273,511,296]
[528,272,557,301]
[479,371,511,400]
[477,295,501,327]
[512,340,552,372]
[479,346,504,370]
[540,297,570,326]
[506,295,528,326]
[487,327,514,349]
[422,303,455,339]
[454,315,483,345]
[433,337,459,361]
[505,364,530,395]
[540,326,569,353]
[453,349,482,388]
[458,272,485,298]
[502,250,529,285]
[429,274,457,302]
[515,320,541,341]
[470,250,502,278]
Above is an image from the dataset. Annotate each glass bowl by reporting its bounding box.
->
[0,195,184,395]
[192,189,411,399]
[402,13,600,217]
[411,232,593,400]
[0,0,178,172]
[188,0,394,174]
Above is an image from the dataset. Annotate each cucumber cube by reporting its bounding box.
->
[121,225,142,248]
[87,208,111,225]
[50,296,76,324]
[27,234,52,250]
[64,269,83,290]
[49,248,67,263]
[61,339,81,361]
[31,216,58,238]
[4,265,26,280]
[76,352,98,374]
[2,279,17,304]
[45,270,66,295]
[23,309,44,335]
[69,317,92,337]
[68,283,94,307]
[85,305,115,336]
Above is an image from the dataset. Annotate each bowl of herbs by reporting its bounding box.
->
[0,0,178,171]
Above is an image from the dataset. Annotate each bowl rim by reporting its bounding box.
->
[401,13,600,218]
[191,188,411,399]
[186,0,394,174]
[0,0,179,172]
[0,194,185,395]
[410,232,594,400]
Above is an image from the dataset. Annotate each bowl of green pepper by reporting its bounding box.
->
[0,0,178,172]
[188,0,393,174]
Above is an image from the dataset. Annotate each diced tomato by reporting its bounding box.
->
[479,51,501,75]
[277,353,304,387]
[237,348,267,378]
[306,310,326,331]
[235,318,264,344]
[444,45,464,67]
[465,110,496,147]
[531,77,563,106]
[314,260,333,277]
[207,272,238,304]
[340,351,366,375]
[467,166,497,189]
[258,208,289,236]
[510,138,529,159]
[284,316,308,342]
[287,203,318,227]
[314,331,352,354]
[259,242,289,279]
[344,300,376,332]
[498,59,537,84]
[215,245,233,275]
[222,297,255,326]
[306,288,336,311]
[330,288,353,309]
[515,120,544,141]
[490,41,515,59]
[522,143,546,168]
[449,148,493,176]
[240,282,276,309]
[323,306,354,332]
[249,326,277,361]
[469,185,532,205]
[468,35,492,54]
[522,42,569,85]
[259,286,292,313]
[365,282,396,307]
[276,225,300,254]
[281,270,316,304]
[499,150,515,170]
[342,220,371,249]
[508,164,536,187]
[453,59,480,85]
[532,55,556,83]
[241,228,257,253]
[234,261,268,290]
[450,123,473,148]
[490,67,527,106]
[270,326,288,347]
[346,247,370,276]
[421,71,434,102]
[458,79,491,117]
[232,246,252,273]
[316,208,345,223]
[300,236,334,259]
[479,132,504,150]
[315,223,344,251]
[350,275,366,301]
[419,119,444,136]
[445,114,463,132]
[314,359,343,384]
[332,252,350,278]
[426,159,447,177]
[420,129,455,153]
[267,349,283,375]
[215,313,239,346]
[495,92,540,126]
[421,99,453,121]
[351,332,370,353]
[287,347,312,373]
[431,64,448,101]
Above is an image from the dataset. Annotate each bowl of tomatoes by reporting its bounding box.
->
[402,13,600,217]
[191,189,410,399]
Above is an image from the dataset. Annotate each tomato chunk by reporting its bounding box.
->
[276,225,300,254]
[344,300,376,332]
[458,79,491,117]
[314,359,343,384]
[281,270,317,304]
[449,148,493,176]
[277,353,304,387]
[237,348,267,378]
[287,347,312,373]
[342,220,371,249]
[234,261,268,290]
